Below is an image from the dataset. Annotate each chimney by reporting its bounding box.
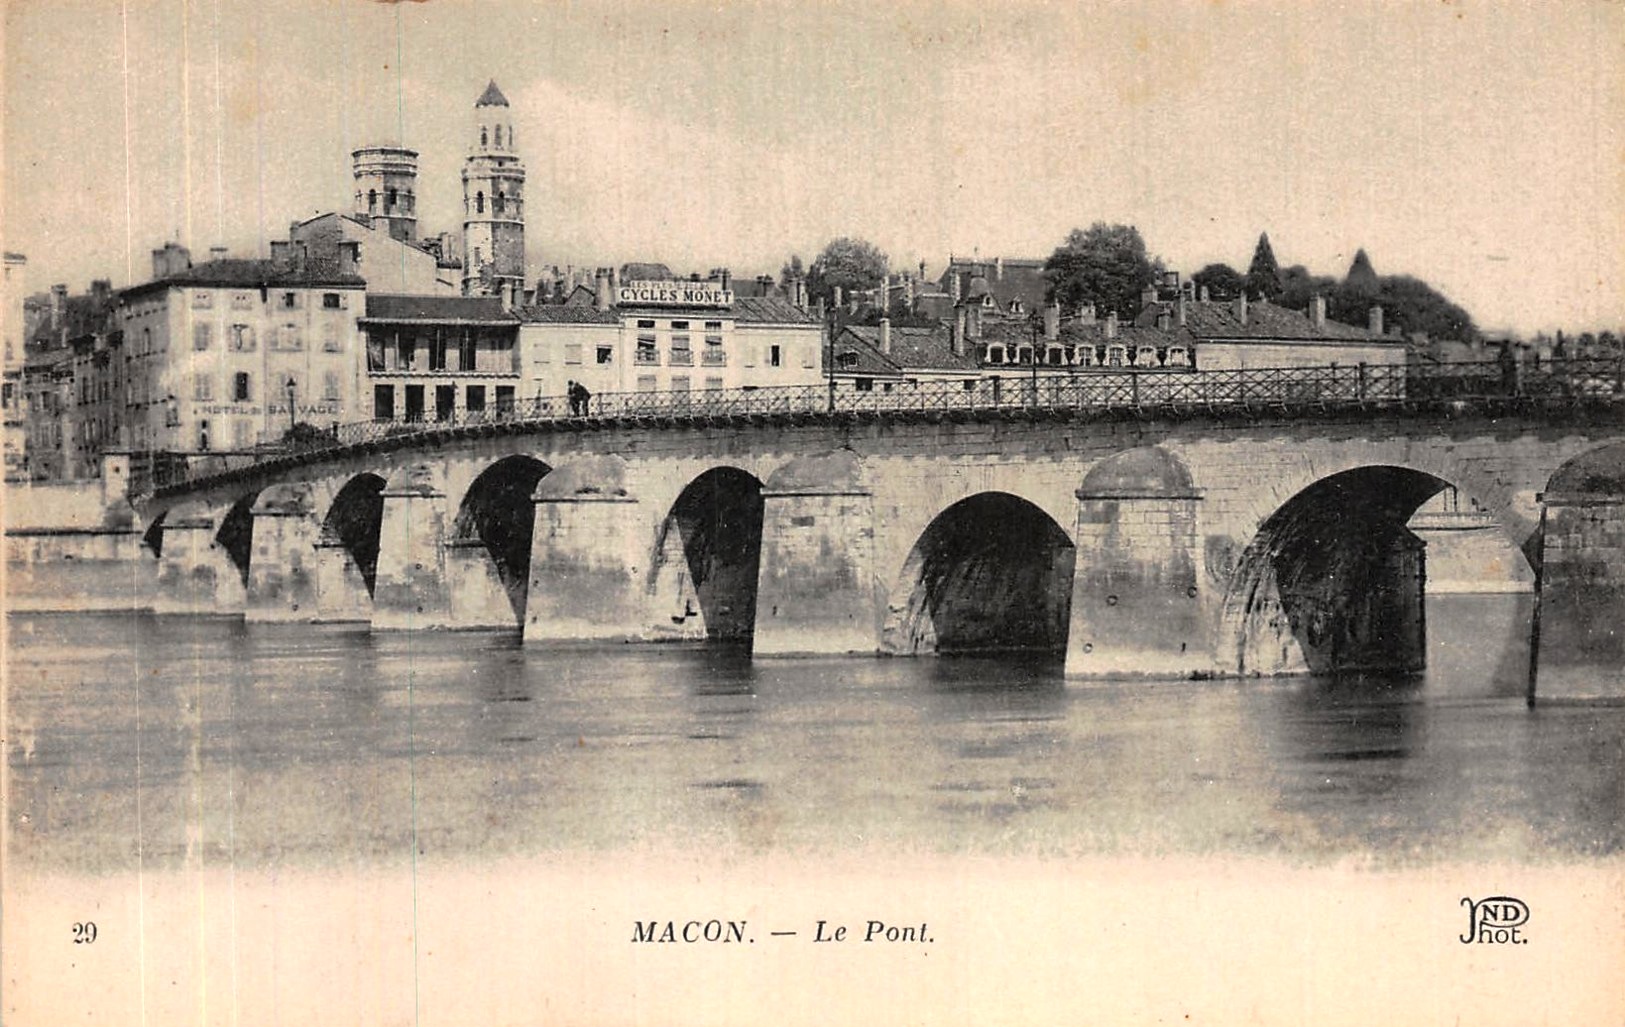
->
[1369,304,1384,336]
[1162,270,1179,291]
[949,269,961,303]
[879,317,892,355]
[903,275,915,310]
[91,279,112,307]
[1309,294,1326,330]
[719,267,731,292]
[995,256,1004,280]
[501,280,516,312]
[1234,293,1248,325]
[269,240,291,264]
[1105,311,1119,340]
[796,277,807,309]
[1156,309,1172,331]
[1176,292,1187,327]
[1044,300,1060,341]
[813,298,826,322]
[967,303,982,340]
[609,265,620,298]
[595,267,611,312]
[1077,302,1096,324]
[954,307,967,355]
[832,285,844,309]
[1199,285,1210,302]
[50,284,67,329]
[1140,284,1157,309]
[209,246,228,263]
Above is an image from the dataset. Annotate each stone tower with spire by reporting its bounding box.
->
[461,80,526,296]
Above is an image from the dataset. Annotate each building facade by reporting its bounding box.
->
[119,243,367,454]
[361,294,521,423]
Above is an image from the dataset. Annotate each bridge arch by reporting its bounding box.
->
[215,491,262,586]
[883,491,1076,656]
[648,466,765,642]
[451,454,552,622]
[1220,464,1534,677]
[320,473,387,597]
[1546,439,1625,496]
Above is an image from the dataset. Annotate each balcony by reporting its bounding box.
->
[669,349,693,367]
[634,349,660,366]
[701,348,727,367]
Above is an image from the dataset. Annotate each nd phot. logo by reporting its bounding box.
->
[1460,896,1530,945]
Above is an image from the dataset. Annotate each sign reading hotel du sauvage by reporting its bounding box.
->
[617,281,734,308]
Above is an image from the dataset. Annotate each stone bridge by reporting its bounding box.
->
[104,394,1624,701]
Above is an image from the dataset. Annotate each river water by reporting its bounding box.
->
[6,593,1621,871]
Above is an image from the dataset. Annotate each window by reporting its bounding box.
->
[404,384,424,422]
[671,320,689,330]
[323,371,341,401]
[770,345,782,367]
[323,326,340,352]
[374,384,395,421]
[277,324,303,351]
[229,325,256,351]
[494,125,502,147]
[670,334,692,365]
[193,373,213,401]
[435,384,455,422]
[476,191,485,214]
[232,292,254,310]
[193,323,212,351]
[636,375,657,392]
[704,321,722,331]
[323,293,343,309]
[564,343,582,365]
[596,346,613,364]
[494,385,514,414]
[494,191,505,215]
[368,189,377,212]
[386,187,397,210]
[637,319,656,329]
[191,291,212,310]
[705,377,724,391]
[233,372,252,402]
[232,420,252,449]
[635,335,658,365]
[466,385,486,412]
[398,335,416,370]
[480,127,488,147]
[459,334,477,371]
[428,335,448,372]
[141,328,151,355]
[367,333,386,371]
[280,292,300,309]
[198,419,210,452]
[854,377,874,392]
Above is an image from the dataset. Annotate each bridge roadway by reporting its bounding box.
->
[30,360,1625,699]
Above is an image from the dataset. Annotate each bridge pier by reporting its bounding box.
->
[523,456,648,643]
[371,467,453,630]
[1065,461,1206,677]
[1532,487,1625,701]
[311,540,373,622]
[154,503,246,616]
[245,485,323,622]
[753,452,879,655]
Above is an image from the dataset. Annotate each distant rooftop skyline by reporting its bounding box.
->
[4,0,1622,335]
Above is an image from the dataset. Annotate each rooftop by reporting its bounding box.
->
[476,79,509,108]
[122,258,365,297]
[362,294,516,324]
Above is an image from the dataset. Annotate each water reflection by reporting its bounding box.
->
[5,593,1621,870]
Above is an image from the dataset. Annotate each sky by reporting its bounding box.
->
[3,0,1622,335]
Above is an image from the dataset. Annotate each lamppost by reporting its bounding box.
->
[1029,321,1041,406]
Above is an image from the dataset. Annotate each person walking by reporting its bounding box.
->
[566,380,580,415]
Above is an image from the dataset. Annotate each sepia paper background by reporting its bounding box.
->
[3,1,1623,1024]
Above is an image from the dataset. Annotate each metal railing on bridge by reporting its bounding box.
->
[145,357,1624,495]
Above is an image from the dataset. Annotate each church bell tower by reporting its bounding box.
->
[461,80,527,296]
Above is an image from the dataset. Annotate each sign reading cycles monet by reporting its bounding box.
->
[617,281,734,308]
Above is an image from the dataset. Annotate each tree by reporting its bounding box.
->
[1345,248,1379,292]
[1275,264,1337,312]
[1245,232,1283,300]
[779,254,806,288]
[1191,262,1246,301]
[806,238,886,305]
[1042,223,1160,317]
